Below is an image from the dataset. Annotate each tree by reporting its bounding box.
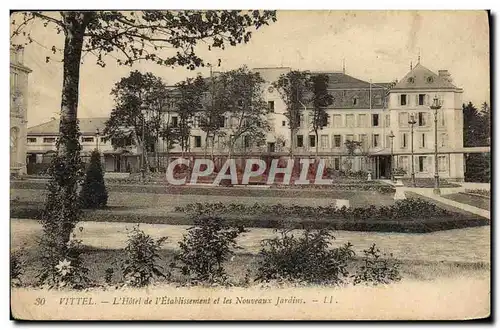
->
[11,10,276,268]
[104,70,169,172]
[463,102,489,147]
[80,150,108,209]
[173,75,208,155]
[273,70,311,158]
[344,140,362,173]
[310,74,333,156]
[481,102,491,145]
[216,67,270,157]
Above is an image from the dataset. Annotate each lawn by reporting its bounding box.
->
[11,219,490,287]
[442,193,490,211]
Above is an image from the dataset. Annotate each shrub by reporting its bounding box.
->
[173,217,246,285]
[352,243,401,286]
[255,228,355,285]
[10,252,24,287]
[37,234,91,290]
[175,198,449,221]
[121,225,168,287]
[80,150,108,209]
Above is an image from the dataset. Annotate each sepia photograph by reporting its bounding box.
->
[8,9,491,321]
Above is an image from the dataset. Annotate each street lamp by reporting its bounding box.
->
[408,114,417,187]
[430,96,442,195]
[141,109,147,180]
[389,130,395,182]
[95,128,100,151]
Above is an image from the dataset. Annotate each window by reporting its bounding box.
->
[333,135,342,148]
[438,156,448,172]
[401,133,408,149]
[353,97,358,106]
[399,112,409,127]
[320,135,328,149]
[418,112,428,126]
[192,116,199,128]
[360,134,368,150]
[400,94,407,106]
[346,134,354,142]
[194,136,202,148]
[418,156,427,172]
[171,116,178,127]
[420,133,426,148]
[282,120,286,127]
[385,135,391,149]
[100,137,106,143]
[385,114,390,127]
[418,94,426,106]
[43,137,56,143]
[358,114,367,127]
[372,134,380,147]
[372,114,379,127]
[374,95,382,106]
[297,135,304,148]
[333,114,342,128]
[27,137,36,143]
[268,101,275,112]
[217,115,225,128]
[334,158,341,171]
[346,114,355,128]
[309,135,316,148]
[82,137,94,143]
[244,136,250,148]
[399,156,409,171]
[440,133,448,147]
[300,115,305,128]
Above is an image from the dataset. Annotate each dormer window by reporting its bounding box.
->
[407,77,415,84]
[426,76,434,84]
[352,97,358,106]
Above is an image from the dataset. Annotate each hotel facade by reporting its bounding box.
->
[27,63,473,181]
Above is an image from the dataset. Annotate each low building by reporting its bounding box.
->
[26,118,140,173]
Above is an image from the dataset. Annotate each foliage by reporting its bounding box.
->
[273,70,311,155]
[392,167,407,176]
[10,252,24,287]
[121,225,168,287]
[463,102,489,147]
[104,70,171,171]
[175,198,450,220]
[310,74,333,155]
[352,244,401,285]
[173,75,208,152]
[80,150,108,209]
[37,233,91,290]
[465,189,490,197]
[465,153,490,183]
[212,66,270,155]
[255,228,355,285]
[104,267,114,285]
[173,217,246,285]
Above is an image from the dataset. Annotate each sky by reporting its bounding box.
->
[13,10,490,127]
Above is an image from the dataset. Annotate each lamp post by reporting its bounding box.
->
[430,96,442,195]
[389,130,395,182]
[95,128,100,151]
[408,114,417,187]
[141,109,147,180]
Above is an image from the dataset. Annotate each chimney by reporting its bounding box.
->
[438,70,452,83]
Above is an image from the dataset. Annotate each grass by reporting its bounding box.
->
[12,243,490,288]
[441,193,490,211]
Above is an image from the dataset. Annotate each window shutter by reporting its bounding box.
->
[427,156,433,172]
[415,94,419,106]
[425,94,430,106]
[398,94,401,106]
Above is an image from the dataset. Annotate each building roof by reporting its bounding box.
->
[28,117,108,136]
[392,63,460,90]
[319,72,388,90]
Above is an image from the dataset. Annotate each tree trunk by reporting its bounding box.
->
[315,130,319,157]
[44,12,90,254]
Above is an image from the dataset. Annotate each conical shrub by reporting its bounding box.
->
[80,150,108,209]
